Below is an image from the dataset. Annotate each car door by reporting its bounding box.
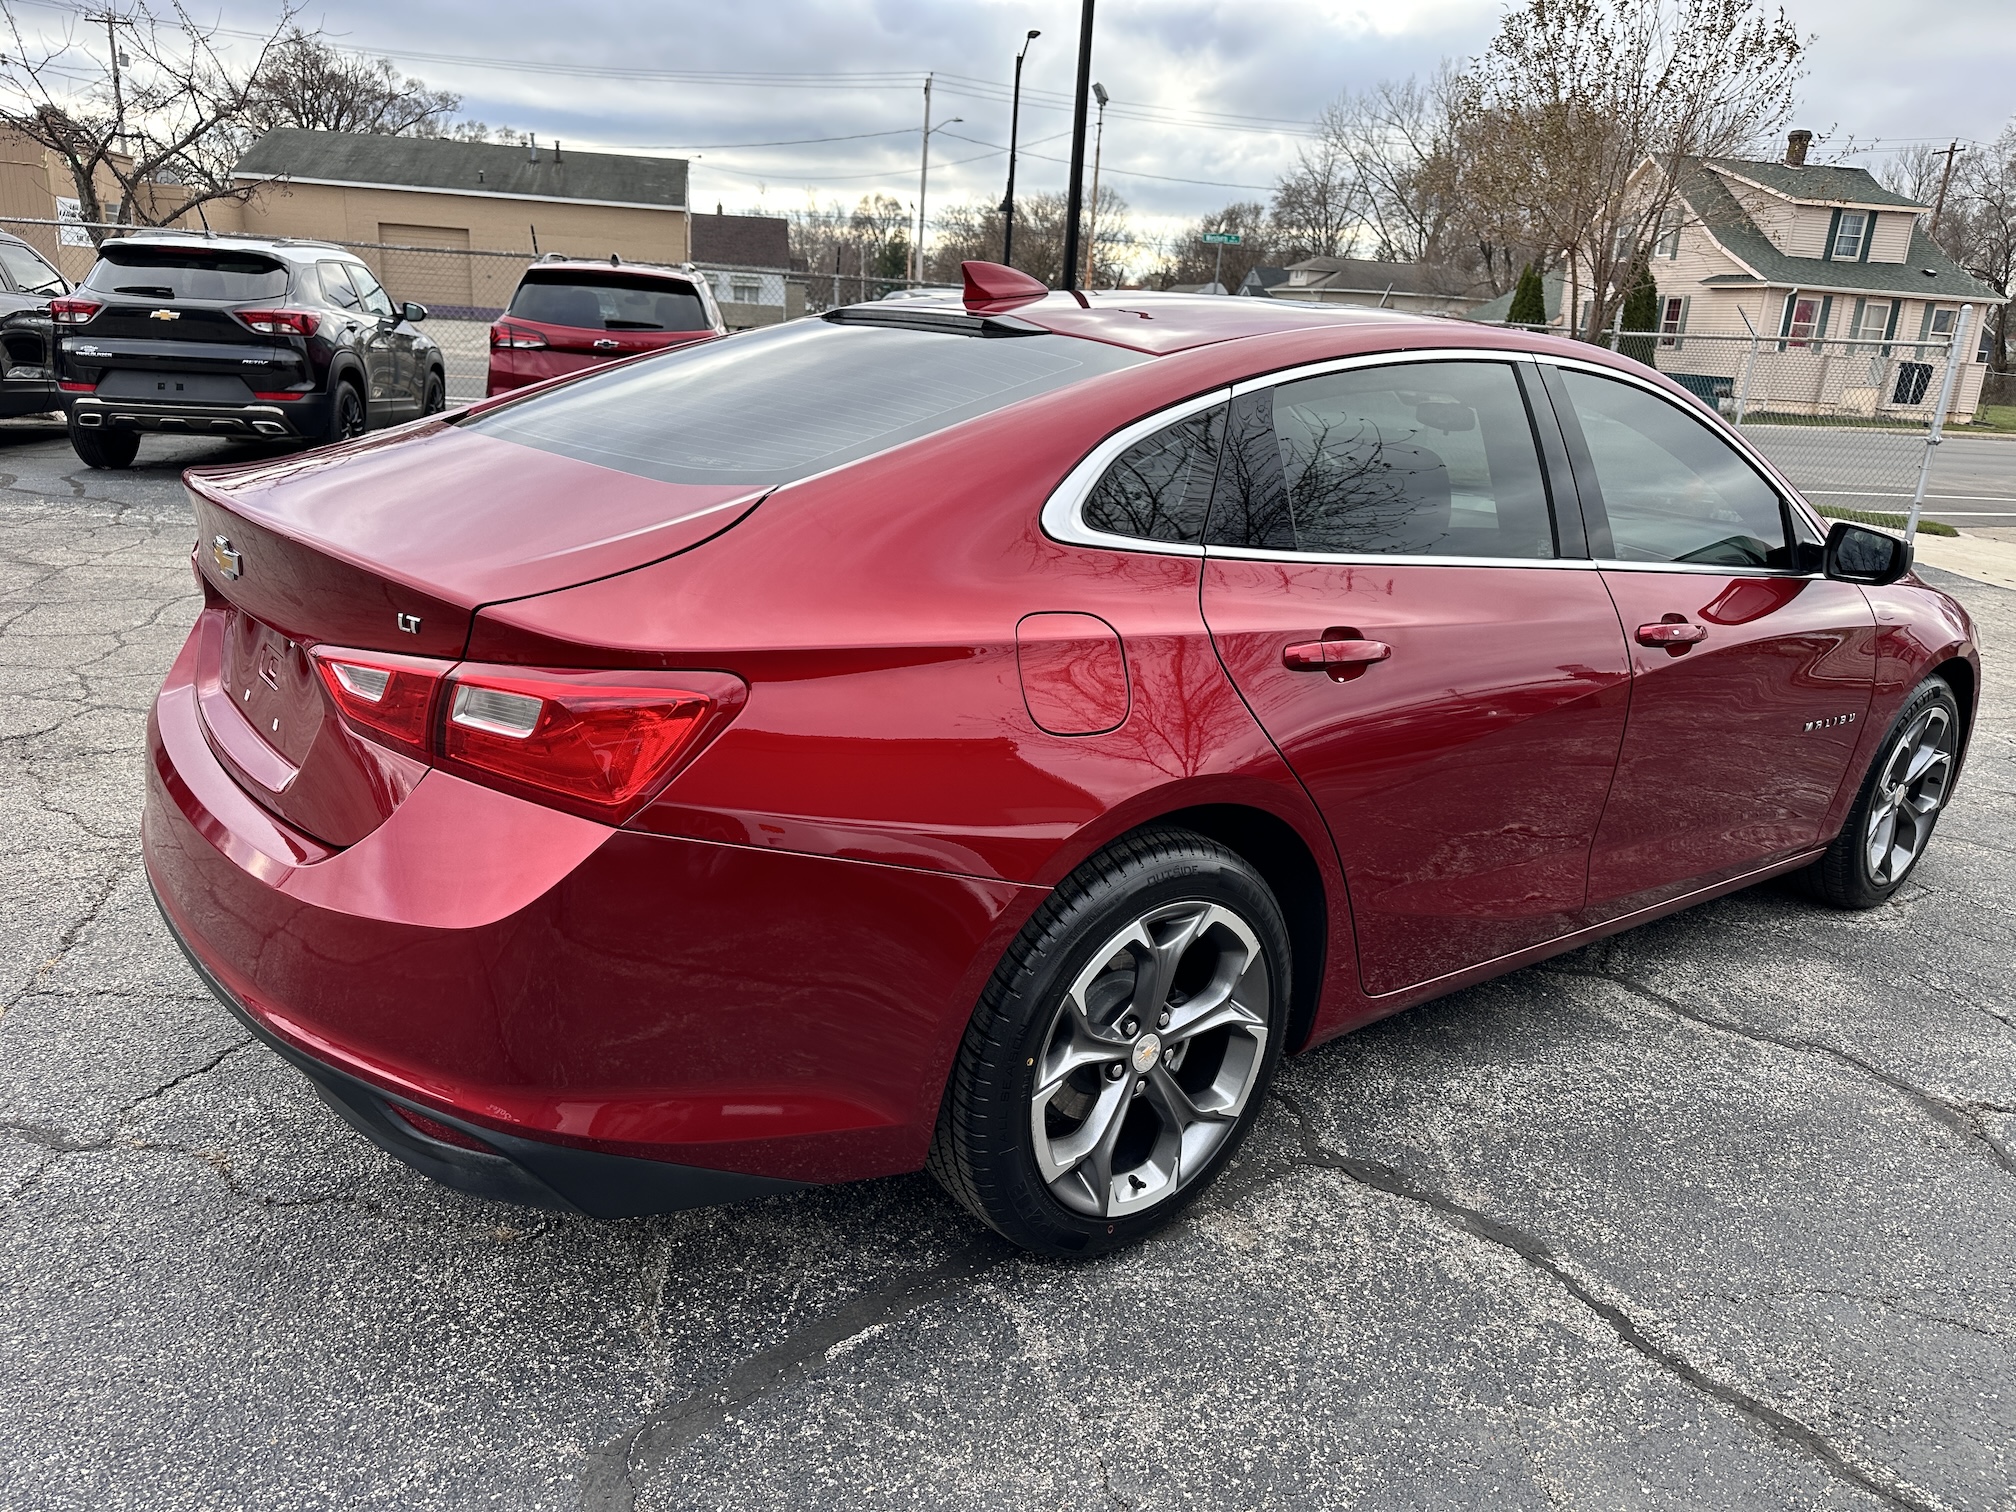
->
[344,263,405,417]
[0,240,64,404]
[1200,356,1632,997]
[1537,363,1878,918]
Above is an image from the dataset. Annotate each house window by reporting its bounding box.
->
[1658,296,1686,346]
[1831,211,1869,261]
[1611,219,1637,263]
[731,276,762,303]
[1855,300,1891,343]
[1655,213,1681,260]
[1928,306,1957,339]
[1786,296,1821,347]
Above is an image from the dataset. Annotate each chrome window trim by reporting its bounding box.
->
[1038,385,1231,557]
[1042,345,1828,572]
[1204,545,1596,571]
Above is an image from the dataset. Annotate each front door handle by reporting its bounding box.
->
[1635,621,1708,648]
[1283,638,1392,670]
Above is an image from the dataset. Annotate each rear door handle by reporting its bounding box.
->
[1635,621,1708,647]
[1283,638,1392,670]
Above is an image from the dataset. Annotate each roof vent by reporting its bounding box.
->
[1785,130,1812,167]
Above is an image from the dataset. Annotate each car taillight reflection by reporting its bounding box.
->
[490,323,548,349]
[309,647,736,824]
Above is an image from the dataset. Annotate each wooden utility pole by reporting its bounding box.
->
[83,11,136,151]
[1081,83,1107,290]
[1930,140,1963,239]
[1059,0,1095,292]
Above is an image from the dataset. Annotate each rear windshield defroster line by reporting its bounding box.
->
[458,319,1148,487]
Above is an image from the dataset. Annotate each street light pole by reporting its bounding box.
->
[913,111,963,288]
[1081,82,1108,290]
[913,72,932,285]
[1060,0,1096,292]
[1001,30,1039,267]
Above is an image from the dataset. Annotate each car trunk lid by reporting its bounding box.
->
[185,424,762,846]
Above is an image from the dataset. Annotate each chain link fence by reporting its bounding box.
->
[1484,310,1989,537]
[0,217,805,401]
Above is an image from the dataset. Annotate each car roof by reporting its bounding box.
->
[830,288,1445,356]
[519,258,701,281]
[105,233,350,263]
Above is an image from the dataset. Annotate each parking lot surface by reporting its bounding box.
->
[2,418,2012,1512]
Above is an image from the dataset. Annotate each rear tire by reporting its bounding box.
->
[68,420,139,470]
[1797,676,1961,909]
[928,827,1290,1258]
[324,379,366,445]
[421,369,446,415]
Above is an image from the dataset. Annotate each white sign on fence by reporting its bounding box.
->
[54,199,92,247]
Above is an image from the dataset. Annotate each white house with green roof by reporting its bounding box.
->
[1475,132,2005,422]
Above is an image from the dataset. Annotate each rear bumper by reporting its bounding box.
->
[71,391,330,438]
[142,621,1039,1209]
[154,893,806,1218]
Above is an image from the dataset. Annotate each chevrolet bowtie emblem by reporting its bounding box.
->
[150,308,180,321]
[210,535,242,580]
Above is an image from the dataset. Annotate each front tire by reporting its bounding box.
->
[929,828,1290,1258]
[68,419,139,470]
[1798,676,1962,909]
[421,369,446,415]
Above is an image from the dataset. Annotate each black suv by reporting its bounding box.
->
[53,234,447,469]
[0,229,71,418]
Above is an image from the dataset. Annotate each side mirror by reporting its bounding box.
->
[401,302,429,323]
[1823,520,1912,586]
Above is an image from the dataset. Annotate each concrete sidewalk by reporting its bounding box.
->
[1914,530,2016,592]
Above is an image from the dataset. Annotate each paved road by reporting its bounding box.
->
[3,420,2013,1512]
[1743,423,2016,529]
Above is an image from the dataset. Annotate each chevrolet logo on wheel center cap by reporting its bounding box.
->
[1131,1033,1161,1074]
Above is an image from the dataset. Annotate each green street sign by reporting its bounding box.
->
[1200,232,1243,245]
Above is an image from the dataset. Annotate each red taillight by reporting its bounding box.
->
[251,391,309,401]
[239,308,321,337]
[311,648,448,759]
[490,322,547,349]
[390,1105,492,1151]
[309,648,740,824]
[439,668,720,823]
[58,380,95,392]
[50,297,101,325]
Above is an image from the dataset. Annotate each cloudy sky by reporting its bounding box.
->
[23,0,2016,239]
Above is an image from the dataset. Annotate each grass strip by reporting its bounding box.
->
[1816,505,1958,537]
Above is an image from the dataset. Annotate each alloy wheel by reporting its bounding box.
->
[1029,900,1270,1219]
[1865,703,1956,885]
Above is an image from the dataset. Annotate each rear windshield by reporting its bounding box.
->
[461,318,1147,486]
[509,271,711,332]
[83,245,289,302]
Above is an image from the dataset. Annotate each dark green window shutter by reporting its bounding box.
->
[1850,297,1866,342]
[1881,299,1901,350]
[1860,213,1876,262]
[1823,208,1842,261]
[1816,295,1833,340]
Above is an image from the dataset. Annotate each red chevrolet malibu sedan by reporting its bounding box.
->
[146,263,1977,1257]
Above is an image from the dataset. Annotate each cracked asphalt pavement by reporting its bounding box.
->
[2,415,2013,1512]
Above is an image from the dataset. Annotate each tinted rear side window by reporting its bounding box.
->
[82,245,289,302]
[510,272,711,332]
[463,320,1147,487]
[1082,405,1225,544]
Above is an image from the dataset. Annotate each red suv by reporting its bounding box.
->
[487,257,722,395]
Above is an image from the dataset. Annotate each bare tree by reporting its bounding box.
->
[244,30,459,138]
[929,187,1134,289]
[1919,124,2016,372]
[1270,131,1359,260]
[0,0,307,233]
[1456,0,1807,341]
